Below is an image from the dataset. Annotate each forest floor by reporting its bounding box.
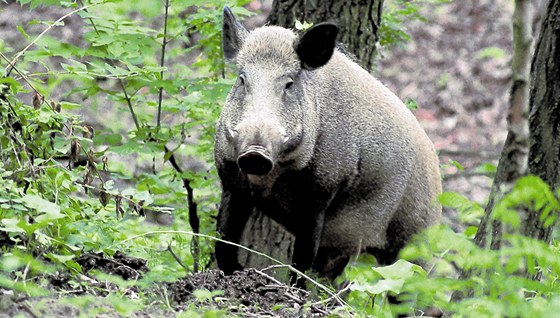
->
[1,0,512,316]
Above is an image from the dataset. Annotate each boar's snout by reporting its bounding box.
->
[237,146,274,175]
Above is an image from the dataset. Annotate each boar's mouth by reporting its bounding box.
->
[237,145,274,176]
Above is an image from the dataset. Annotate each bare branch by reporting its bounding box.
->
[157,0,171,127]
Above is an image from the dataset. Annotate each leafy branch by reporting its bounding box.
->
[75,0,202,271]
[5,3,96,76]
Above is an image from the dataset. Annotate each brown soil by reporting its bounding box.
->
[1,250,331,317]
[168,268,334,317]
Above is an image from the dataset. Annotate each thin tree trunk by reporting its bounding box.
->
[452,0,536,301]
[473,0,534,251]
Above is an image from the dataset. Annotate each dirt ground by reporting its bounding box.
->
[1,0,513,316]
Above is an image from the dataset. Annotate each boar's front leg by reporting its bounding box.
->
[290,210,326,286]
[215,189,254,275]
[288,184,337,287]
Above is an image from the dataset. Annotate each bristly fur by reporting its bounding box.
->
[215,7,442,282]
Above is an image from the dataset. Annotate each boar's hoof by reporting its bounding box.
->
[238,147,274,175]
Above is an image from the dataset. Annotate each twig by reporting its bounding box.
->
[20,302,39,318]
[156,0,170,127]
[77,0,100,34]
[164,145,200,273]
[254,268,294,289]
[151,0,201,272]
[311,282,353,307]
[254,269,311,307]
[150,5,201,272]
[167,244,189,273]
[261,264,295,272]
[256,269,331,316]
[117,79,140,130]
[0,52,41,96]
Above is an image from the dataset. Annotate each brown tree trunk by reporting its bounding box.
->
[526,0,560,247]
[268,0,384,72]
[238,210,294,280]
[238,0,384,279]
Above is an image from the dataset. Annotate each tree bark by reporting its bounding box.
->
[238,210,294,280]
[237,0,384,279]
[526,0,560,246]
[268,0,384,72]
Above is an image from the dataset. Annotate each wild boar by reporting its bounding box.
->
[214,6,442,282]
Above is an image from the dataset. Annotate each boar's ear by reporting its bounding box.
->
[222,6,248,62]
[295,23,339,70]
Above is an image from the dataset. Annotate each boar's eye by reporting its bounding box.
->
[238,73,246,85]
[284,79,294,90]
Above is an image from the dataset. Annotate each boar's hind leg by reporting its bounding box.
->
[312,246,351,281]
[366,217,411,266]
[215,190,254,275]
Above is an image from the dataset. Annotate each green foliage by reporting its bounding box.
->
[344,176,560,318]
[0,0,250,313]
[380,0,451,47]
[439,191,484,226]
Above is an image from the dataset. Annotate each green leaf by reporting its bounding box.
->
[0,77,24,94]
[110,140,142,155]
[464,225,478,237]
[474,162,497,174]
[404,98,418,110]
[59,101,82,110]
[294,20,313,31]
[0,254,25,272]
[0,218,27,234]
[16,25,30,39]
[18,0,60,10]
[352,278,406,294]
[371,259,424,280]
[21,194,65,221]
[193,289,223,302]
[93,132,123,146]
[46,253,76,265]
[476,47,507,60]
[448,158,464,171]
[438,192,484,223]
[61,60,89,74]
